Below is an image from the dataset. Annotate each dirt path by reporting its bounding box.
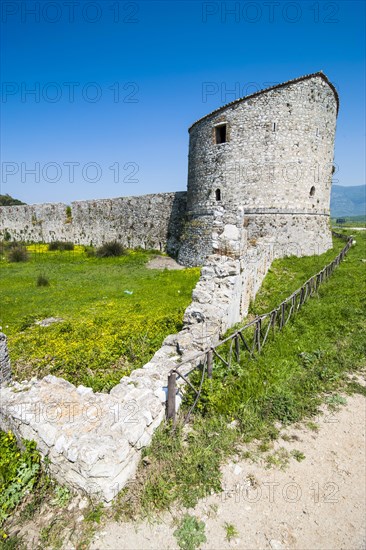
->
[91,388,366,550]
[146,256,184,270]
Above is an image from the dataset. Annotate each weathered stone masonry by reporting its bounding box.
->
[0,333,11,386]
[0,192,187,256]
[178,72,338,265]
[0,73,339,502]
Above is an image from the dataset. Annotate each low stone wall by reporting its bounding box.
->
[0,333,11,387]
[0,192,187,255]
[0,239,273,502]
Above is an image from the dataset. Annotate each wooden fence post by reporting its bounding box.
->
[280,302,286,328]
[255,319,261,352]
[235,335,240,362]
[167,372,176,422]
[207,350,213,379]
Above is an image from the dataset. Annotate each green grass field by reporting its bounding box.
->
[0,245,200,392]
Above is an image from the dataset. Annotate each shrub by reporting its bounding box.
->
[7,245,28,262]
[96,241,126,258]
[65,206,72,222]
[48,241,74,251]
[36,273,50,287]
[83,245,95,257]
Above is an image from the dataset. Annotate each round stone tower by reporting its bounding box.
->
[178,72,339,266]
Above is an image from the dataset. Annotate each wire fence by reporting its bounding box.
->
[166,232,353,425]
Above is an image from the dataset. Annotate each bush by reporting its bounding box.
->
[48,241,74,251]
[83,245,95,257]
[65,206,72,223]
[7,245,28,262]
[96,241,126,258]
[36,273,50,287]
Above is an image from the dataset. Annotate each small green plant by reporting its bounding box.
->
[173,514,207,550]
[0,431,41,527]
[325,394,347,408]
[7,245,28,263]
[291,449,306,462]
[84,502,104,523]
[0,533,26,549]
[51,485,71,507]
[96,240,126,258]
[258,441,271,452]
[224,522,239,542]
[36,273,50,287]
[305,421,319,432]
[265,448,290,469]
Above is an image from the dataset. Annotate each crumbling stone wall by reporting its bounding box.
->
[0,192,187,256]
[0,239,272,502]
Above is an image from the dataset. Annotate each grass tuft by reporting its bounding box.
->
[7,245,28,263]
[36,273,50,287]
[96,241,126,258]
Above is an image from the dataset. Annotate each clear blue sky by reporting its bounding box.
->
[0,0,365,204]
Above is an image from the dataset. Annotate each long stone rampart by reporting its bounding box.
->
[0,192,187,255]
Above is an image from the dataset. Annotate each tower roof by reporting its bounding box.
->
[189,72,339,131]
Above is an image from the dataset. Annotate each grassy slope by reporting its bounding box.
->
[0,246,200,391]
[114,231,366,517]
[249,235,346,315]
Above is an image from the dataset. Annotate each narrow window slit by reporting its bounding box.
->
[215,124,227,144]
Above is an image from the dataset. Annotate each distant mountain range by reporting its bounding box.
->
[330,185,366,218]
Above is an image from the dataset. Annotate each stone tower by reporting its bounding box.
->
[178,72,339,266]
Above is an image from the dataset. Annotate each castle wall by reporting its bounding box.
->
[178,75,337,265]
[0,192,187,255]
